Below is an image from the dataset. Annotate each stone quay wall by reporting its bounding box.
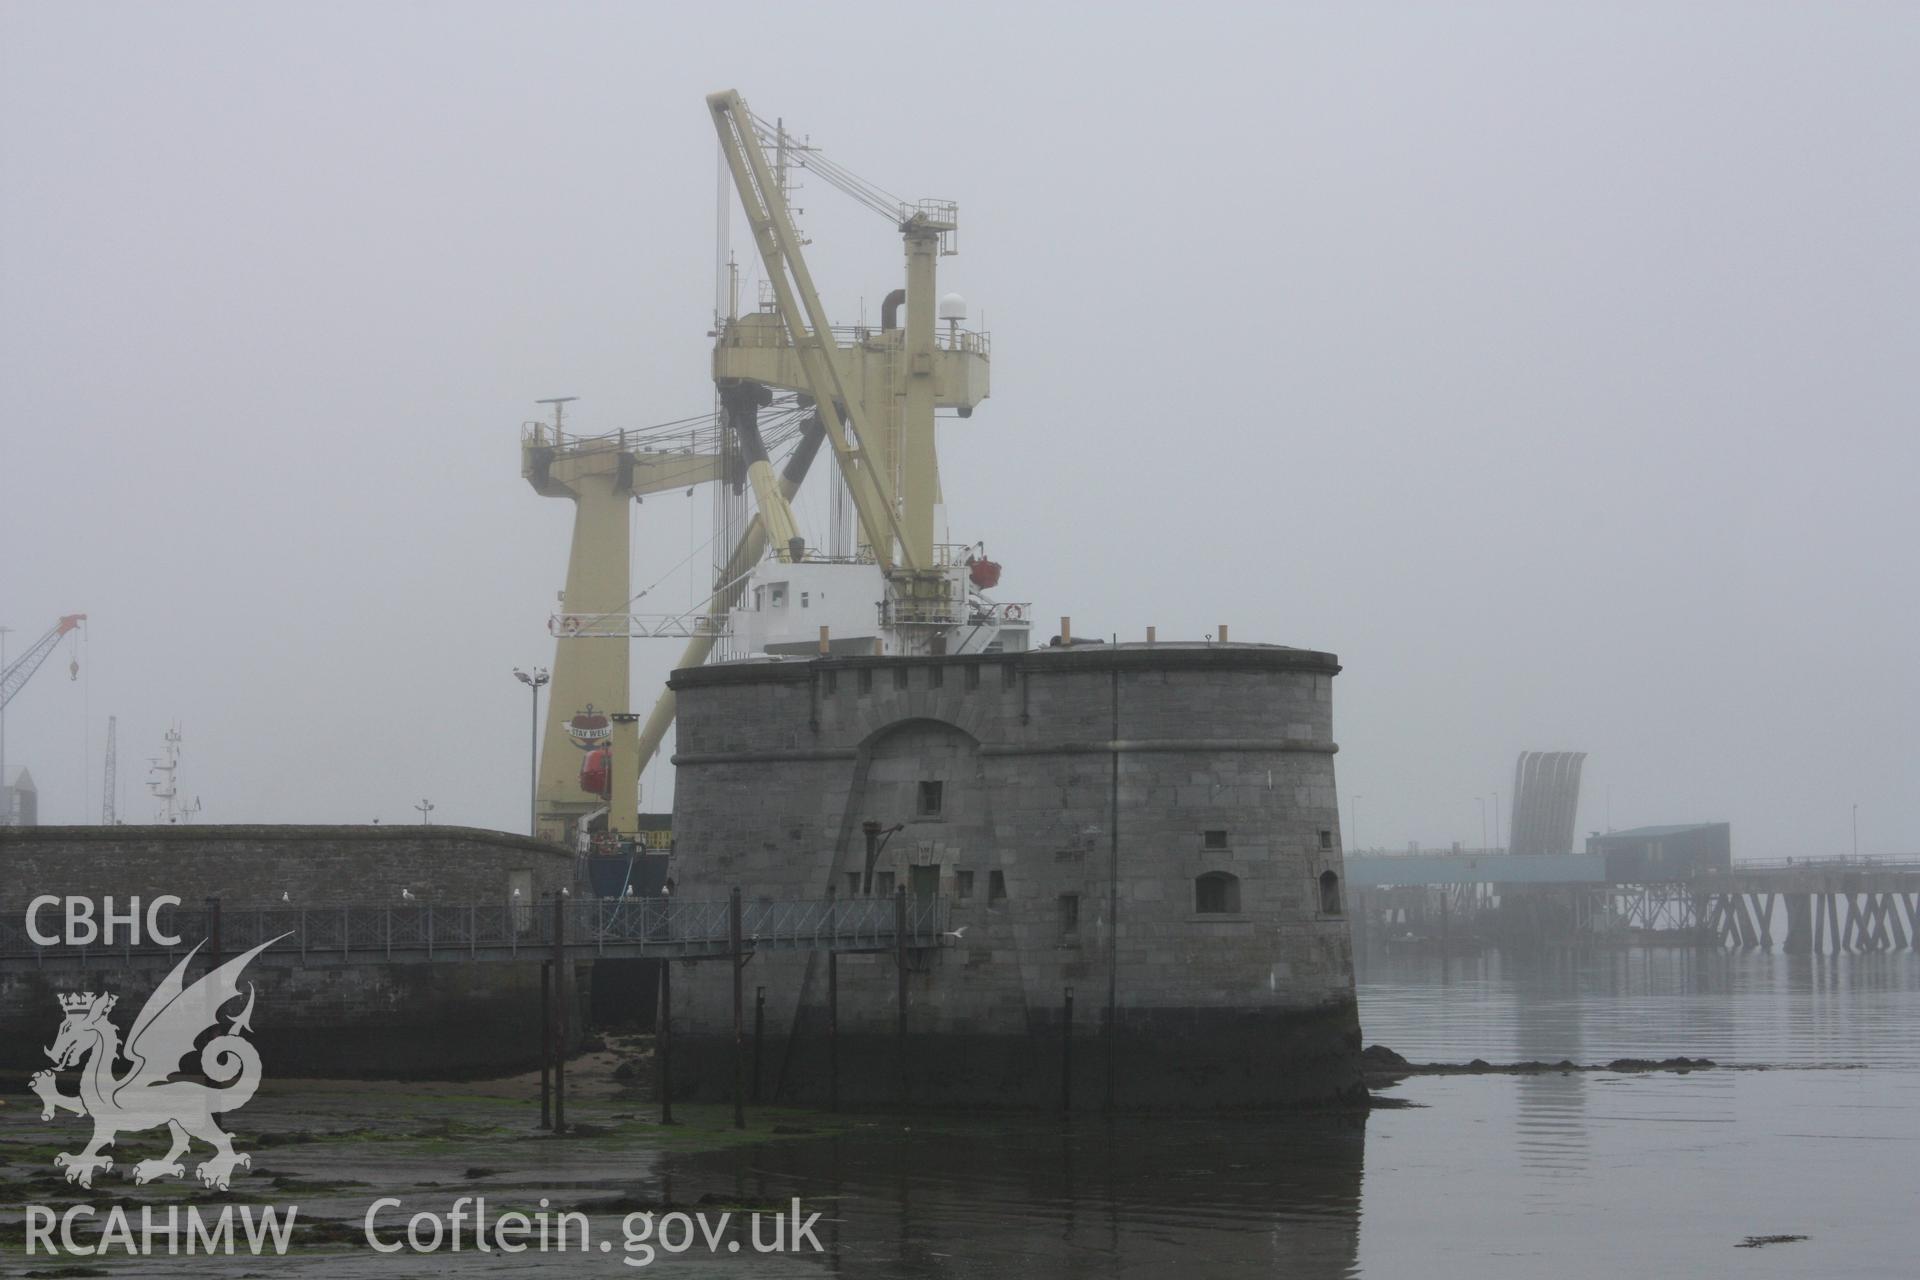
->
[0,825,579,1077]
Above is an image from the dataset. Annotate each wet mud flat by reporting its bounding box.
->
[0,1032,857,1271]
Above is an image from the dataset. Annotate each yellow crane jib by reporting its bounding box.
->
[707,89,920,573]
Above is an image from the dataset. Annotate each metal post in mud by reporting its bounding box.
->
[658,960,674,1125]
[827,950,839,1112]
[895,884,908,1107]
[1062,985,1075,1114]
[753,985,766,1104]
[730,886,745,1130]
[552,895,567,1135]
[539,959,552,1128]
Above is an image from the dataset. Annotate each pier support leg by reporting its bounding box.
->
[1785,894,1813,955]
[658,960,674,1125]
[1884,896,1908,951]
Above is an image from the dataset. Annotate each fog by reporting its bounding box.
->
[2,2,1913,857]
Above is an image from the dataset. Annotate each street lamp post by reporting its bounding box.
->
[1852,803,1858,860]
[515,667,550,839]
[1478,797,1488,852]
[0,626,11,823]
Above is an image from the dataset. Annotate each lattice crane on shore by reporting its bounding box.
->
[0,614,85,712]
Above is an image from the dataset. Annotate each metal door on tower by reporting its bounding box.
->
[910,865,940,901]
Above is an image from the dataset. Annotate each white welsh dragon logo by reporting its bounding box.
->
[28,935,285,1191]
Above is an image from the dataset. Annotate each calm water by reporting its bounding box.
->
[653,948,1920,1278]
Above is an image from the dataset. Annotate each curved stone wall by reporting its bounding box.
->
[666,642,1363,1109]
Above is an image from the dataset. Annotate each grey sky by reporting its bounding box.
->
[2,2,1913,857]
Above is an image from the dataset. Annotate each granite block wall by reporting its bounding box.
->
[665,642,1365,1108]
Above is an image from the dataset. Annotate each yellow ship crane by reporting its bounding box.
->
[527,91,1004,847]
[707,90,920,573]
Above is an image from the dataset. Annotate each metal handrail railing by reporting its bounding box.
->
[0,895,950,965]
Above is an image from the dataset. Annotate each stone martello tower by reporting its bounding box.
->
[663,641,1363,1109]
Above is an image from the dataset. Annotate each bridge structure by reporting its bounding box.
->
[1345,851,1920,953]
[5,889,948,1133]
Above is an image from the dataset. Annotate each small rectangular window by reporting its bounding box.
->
[874,871,895,896]
[989,870,1007,904]
[928,665,944,689]
[801,591,809,609]
[1319,829,1333,850]
[858,668,873,694]
[894,667,910,690]
[917,780,944,817]
[965,665,981,691]
[956,869,975,900]
[1058,893,1080,935]
[769,583,787,608]
[1204,829,1229,850]
[823,670,837,694]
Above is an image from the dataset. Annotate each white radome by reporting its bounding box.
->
[937,292,967,322]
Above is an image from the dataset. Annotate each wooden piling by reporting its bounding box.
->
[895,885,908,1107]
[752,985,766,1104]
[552,895,566,1134]
[1061,986,1074,1114]
[539,959,552,1128]
[657,960,674,1125]
[730,886,744,1130]
[827,950,839,1112]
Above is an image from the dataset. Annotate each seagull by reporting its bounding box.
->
[402,888,416,901]
[512,888,522,898]
[280,891,290,903]
[940,926,968,941]
[561,887,571,897]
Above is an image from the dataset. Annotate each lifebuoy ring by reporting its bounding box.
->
[562,615,582,635]
[1003,604,1023,622]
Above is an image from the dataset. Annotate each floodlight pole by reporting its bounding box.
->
[515,667,550,838]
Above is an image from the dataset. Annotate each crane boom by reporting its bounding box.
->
[708,89,920,572]
[0,614,85,712]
